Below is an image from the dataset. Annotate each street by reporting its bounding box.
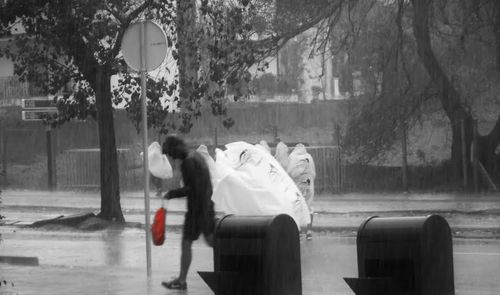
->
[1,227,500,295]
[2,190,500,294]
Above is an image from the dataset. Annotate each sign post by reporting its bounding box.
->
[121,20,167,278]
[46,126,55,190]
[1,130,6,189]
[21,99,58,190]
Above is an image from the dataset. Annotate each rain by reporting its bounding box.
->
[1,1,500,294]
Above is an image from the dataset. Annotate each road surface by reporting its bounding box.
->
[1,226,499,295]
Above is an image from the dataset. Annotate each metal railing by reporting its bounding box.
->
[58,148,143,190]
[307,146,344,193]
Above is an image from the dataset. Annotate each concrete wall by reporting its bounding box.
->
[2,100,349,162]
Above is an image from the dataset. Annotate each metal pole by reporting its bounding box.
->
[276,51,280,80]
[140,20,152,278]
[1,130,7,188]
[335,124,342,192]
[274,104,279,143]
[46,126,54,191]
[52,129,57,189]
[214,127,218,150]
[401,121,408,192]
[473,120,479,193]
[461,120,468,189]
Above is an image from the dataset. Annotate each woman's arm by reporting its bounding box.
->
[164,186,191,199]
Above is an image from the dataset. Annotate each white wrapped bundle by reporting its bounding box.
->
[287,144,316,211]
[274,141,290,170]
[211,141,311,228]
[287,144,316,182]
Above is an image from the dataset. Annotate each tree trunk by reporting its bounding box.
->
[177,0,199,133]
[411,0,500,187]
[478,116,500,174]
[411,0,474,178]
[95,67,124,222]
[486,1,500,173]
[451,118,473,180]
[494,1,500,71]
[340,52,353,95]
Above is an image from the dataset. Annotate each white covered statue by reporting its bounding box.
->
[287,143,316,239]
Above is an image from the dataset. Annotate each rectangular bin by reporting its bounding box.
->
[345,215,454,295]
[199,214,301,295]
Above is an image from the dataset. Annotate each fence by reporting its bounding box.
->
[44,147,458,192]
[303,146,344,193]
[58,148,143,190]
[341,163,459,192]
[57,146,345,193]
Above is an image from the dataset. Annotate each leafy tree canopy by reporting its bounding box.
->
[0,0,268,134]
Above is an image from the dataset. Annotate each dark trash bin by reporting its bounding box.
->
[199,214,301,295]
[344,215,454,295]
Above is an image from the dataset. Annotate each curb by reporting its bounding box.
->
[4,221,498,240]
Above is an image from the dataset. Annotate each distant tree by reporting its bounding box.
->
[410,0,500,179]
[342,0,431,163]
[275,0,500,185]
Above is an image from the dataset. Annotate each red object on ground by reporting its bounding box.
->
[151,206,166,246]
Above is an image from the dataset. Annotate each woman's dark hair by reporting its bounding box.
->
[162,136,188,160]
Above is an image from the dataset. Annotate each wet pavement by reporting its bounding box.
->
[1,190,500,294]
[1,227,500,295]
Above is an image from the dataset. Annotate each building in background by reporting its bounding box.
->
[243,0,370,104]
[0,22,49,108]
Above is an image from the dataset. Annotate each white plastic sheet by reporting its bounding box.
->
[275,141,290,170]
[256,140,271,154]
[209,141,311,228]
[147,142,173,179]
[196,145,220,188]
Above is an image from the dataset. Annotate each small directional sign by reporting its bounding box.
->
[21,109,58,121]
[19,98,58,190]
[21,98,57,121]
[22,99,57,109]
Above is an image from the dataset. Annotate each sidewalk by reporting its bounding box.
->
[2,190,500,237]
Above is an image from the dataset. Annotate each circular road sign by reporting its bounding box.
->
[121,21,167,72]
